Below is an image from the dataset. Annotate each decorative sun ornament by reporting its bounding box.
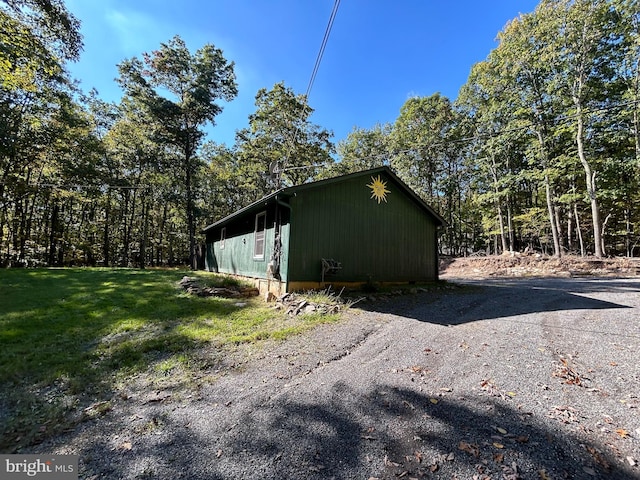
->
[367,175,390,204]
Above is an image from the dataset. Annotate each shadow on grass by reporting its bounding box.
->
[0,268,245,452]
[64,383,636,479]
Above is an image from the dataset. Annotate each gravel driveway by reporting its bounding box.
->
[32,277,640,479]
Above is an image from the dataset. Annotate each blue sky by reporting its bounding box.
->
[65,1,540,147]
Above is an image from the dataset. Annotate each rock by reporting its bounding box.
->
[179,278,258,298]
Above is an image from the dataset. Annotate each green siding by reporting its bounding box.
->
[205,207,290,282]
[287,173,438,283]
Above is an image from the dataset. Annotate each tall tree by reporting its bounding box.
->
[543,0,623,257]
[117,35,237,269]
[0,0,83,266]
[389,94,467,253]
[234,82,334,200]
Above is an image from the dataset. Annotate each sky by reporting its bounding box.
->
[65,0,541,147]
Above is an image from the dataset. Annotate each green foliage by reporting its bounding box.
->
[2,0,640,267]
[452,0,640,256]
[116,35,238,268]
[233,81,335,200]
[326,124,391,177]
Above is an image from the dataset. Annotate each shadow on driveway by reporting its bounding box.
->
[356,277,636,326]
[73,382,637,479]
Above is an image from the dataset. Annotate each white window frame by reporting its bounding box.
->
[220,227,226,249]
[253,212,266,260]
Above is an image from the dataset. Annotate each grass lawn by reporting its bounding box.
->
[0,268,340,452]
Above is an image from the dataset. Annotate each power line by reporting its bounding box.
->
[275,0,341,188]
[0,181,152,190]
[306,0,341,99]
[5,98,637,192]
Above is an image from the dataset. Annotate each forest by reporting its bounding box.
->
[1,0,639,268]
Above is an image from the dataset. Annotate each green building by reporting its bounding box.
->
[202,167,444,294]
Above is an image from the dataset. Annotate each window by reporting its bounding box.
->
[220,227,226,249]
[254,212,266,259]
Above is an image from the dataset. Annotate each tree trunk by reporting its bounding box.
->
[139,197,149,269]
[575,103,603,258]
[567,209,573,252]
[496,204,507,254]
[626,208,632,258]
[535,130,562,257]
[507,200,514,252]
[185,148,196,271]
[490,155,508,254]
[544,174,562,258]
[127,188,138,267]
[103,190,111,266]
[48,202,60,266]
[574,203,585,257]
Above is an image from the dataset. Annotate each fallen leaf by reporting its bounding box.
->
[429,398,438,404]
[615,428,630,438]
[403,400,416,410]
[538,469,550,480]
[493,442,505,449]
[497,427,508,434]
[446,452,455,461]
[627,456,637,466]
[120,441,132,451]
[383,455,400,467]
[516,435,530,444]
[458,441,479,457]
[610,362,618,366]
[216,449,222,458]
[586,446,611,470]
[493,453,504,463]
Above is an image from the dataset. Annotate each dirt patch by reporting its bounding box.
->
[440,254,640,279]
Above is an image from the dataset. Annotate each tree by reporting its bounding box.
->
[542,0,624,258]
[234,81,334,200]
[0,0,84,266]
[389,94,467,254]
[329,124,391,177]
[117,35,237,269]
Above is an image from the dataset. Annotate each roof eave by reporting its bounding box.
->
[201,188,290,232]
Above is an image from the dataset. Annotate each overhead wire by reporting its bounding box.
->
[4,98,638,192]
[275,0,341,187]
[5,98,638,191]
[306,0,341,99]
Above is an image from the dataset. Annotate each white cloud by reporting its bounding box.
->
[105,7,168,56]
